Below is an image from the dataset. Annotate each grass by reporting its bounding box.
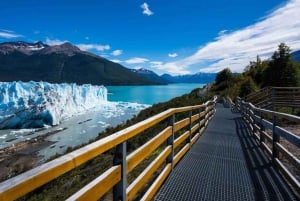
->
[16,87,211,201]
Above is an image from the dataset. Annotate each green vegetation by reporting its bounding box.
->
[19,86,210,201]
[211,43,300,99]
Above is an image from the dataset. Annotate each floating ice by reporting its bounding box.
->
[0,81,107,129]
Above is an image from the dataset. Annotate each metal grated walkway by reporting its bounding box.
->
[154,103,299,201]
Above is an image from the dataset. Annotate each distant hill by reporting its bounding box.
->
[131,68,168,84]
[161,73,216,83]
[291,50,300,63]
[130,68,216,84]
[0,41,159,85]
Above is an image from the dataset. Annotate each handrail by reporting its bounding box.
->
[244,87,300,109]
[237,97,300,193]
[0,96,217,201]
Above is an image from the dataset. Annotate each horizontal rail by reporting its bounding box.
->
[0,97,217,201]
[66,165,121,201]
[237,95,300,193]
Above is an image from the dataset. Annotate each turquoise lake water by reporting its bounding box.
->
[0,83,206,160]
[107,83,205,105]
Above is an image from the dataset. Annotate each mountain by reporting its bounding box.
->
[161,72,216,83]
[131,68,168,84]
[291,50,300,63]
[0,41,159,85]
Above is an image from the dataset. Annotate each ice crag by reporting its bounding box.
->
[0,81,107,129]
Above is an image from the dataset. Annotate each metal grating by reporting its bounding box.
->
[154,104,299,201]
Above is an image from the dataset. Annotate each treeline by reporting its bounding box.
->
[211,43,300,99]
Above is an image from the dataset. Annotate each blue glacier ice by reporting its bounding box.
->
[0,81,108,129]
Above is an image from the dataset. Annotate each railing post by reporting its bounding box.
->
[198,107,203,133]
[113,142,127,201]
[167,114,175,168]
[271,87,275,111]
[259,111,265,144]
[272,116,280,163]
[187,110,192,146]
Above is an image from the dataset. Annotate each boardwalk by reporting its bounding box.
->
[154,103,298,201]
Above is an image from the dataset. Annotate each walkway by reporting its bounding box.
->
[154,103,298,201]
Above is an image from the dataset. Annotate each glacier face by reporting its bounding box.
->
[0,81,107,129]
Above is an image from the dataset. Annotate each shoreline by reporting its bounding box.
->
[0,127,66,182]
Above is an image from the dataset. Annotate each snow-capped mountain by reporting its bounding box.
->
[131,68,168,84]
[0,41,48,55]
[0,41,159,85]
[0,81,107,129]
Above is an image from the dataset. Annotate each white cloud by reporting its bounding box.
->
[111,49,123,56]
[76,43,110,51]
[150,61,190,75]
[0,29,23,39]
[162,0,300,73]
[111,59,122,63]
[168,53,178,58]
[125,57,149,64]
[141,2,154,16]
[45,38,68,46]
[45,38,111,52]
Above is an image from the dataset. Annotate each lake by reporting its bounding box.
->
[0,83,206,160]
[107,83,205,104]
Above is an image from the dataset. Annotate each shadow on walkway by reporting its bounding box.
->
[234,117,299,201]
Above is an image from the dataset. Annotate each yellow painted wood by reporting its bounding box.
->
[191,114,200,123]
[66,165,121,201]
[0,98,217,201]
[174,144,190,165]
[174,118,190,132]
[140,164,172,201]
[126,127,172,173]
[174,130,189,148]
[126,146,172,201]
[191,133,200,145]
[191,124,200,134]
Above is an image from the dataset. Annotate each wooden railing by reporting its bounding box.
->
[236,97,300,193]
[0,97,217,201]
[244,87,300,110]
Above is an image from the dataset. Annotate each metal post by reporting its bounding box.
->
[187,110,192,146]
[272,116,280,163]
[271,88,275,111]
[167,114,175,168]
[259,111,264,144]
[113,142,127,201]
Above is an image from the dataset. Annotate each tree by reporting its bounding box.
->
[215,68,233,85]
[263,43,300,87]
[239,77,257,98]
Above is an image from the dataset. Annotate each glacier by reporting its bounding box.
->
[0,81,108,129]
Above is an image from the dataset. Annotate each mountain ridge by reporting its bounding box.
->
[0,41,160,85]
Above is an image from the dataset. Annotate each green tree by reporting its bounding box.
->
[263,43,300,87]
[214,68,233,92]
[239,77,257,97]
[215,68,233,84]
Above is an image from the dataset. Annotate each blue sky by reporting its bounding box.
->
[1,0,300,75]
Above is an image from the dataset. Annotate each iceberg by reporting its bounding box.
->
[0,81,107,129]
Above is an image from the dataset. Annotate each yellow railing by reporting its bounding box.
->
[0,97,217,201]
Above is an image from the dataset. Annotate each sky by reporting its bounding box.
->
[1,0,300,75]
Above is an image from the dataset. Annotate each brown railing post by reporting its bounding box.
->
[167,114,175,168]
[113,142,127,201]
